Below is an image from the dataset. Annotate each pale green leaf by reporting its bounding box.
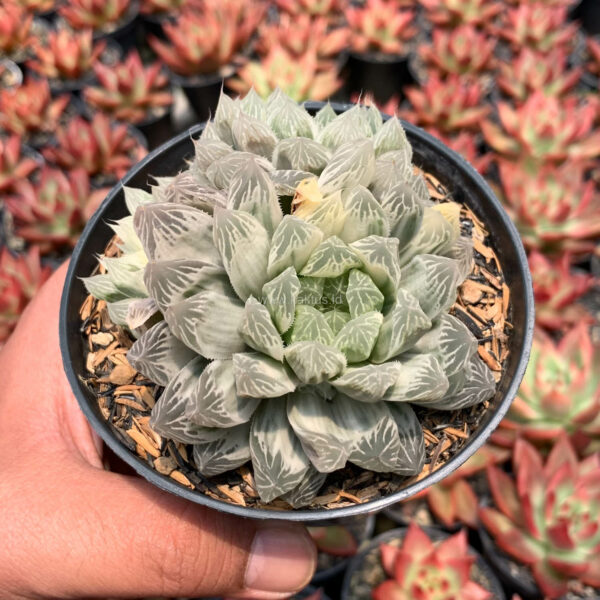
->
[123,186,153,214]
[106,298,133,326]
[317,105,373,149]
[313,102,337,130]
[443,235,474,282]
[297,276,325,306]
[161,171,227,214]
[206,151,273,190]
[268,100,315,139]
[101,253,148,298]
[384,354,449,402]
[240,87,266,121]
[334,311,383,363]
[373,116,411,157]
[126,297,159,330]
[269,169,314,196]
[387,403,425,475]
[284,341,346,384]
[322,309,351,334]
[322,274,348,309]
[81,273,125,302]
[346,269,384,318]
[331,362,401,402]
[231,112,277,158]
[262,267,301,334]
[378,182,425,247]
[303,191,346,238]
[233,352,298,398]
[108,215,144,254]
[350,235,401,299]
[213,91,239,145]
[192,138,232,174]
[339,185,390,243]
[280,466,327,508]
[300,236,361,278]
[318,139,376,195]
[239,296,285,361]
[369,149,414,197]
[192,422,251,476]
[272,137,330,173]
[287,304,335,345]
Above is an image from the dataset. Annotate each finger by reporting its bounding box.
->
[4,462,316,599]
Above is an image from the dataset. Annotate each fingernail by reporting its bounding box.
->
[244,525,316,595]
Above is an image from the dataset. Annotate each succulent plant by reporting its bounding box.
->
[433,132,493,175]
[0,135,39,193]
[82,90,496,505]
[308,525,358,556]
[482,94,600,165]
[346,0,416,55]
[418,25,496,79]
[586,37,600,77]
[229,48,342,102]
[42,113,147,181]
[402,74,491,134]
[419,0,502,28]
[257,14,349,63]
[494,325,600,454]
[504,0,578,5]
[27,29,106,81]
[0,246,51,347]
[497,161,600,255]
[494,5,577,54]
[274,0,347,16]
[497,48,581,102]
[373,524,492,599]
[422,444,509,529]
[84,51,173,124]
[481,437,600,598]
[0,2,33,59]
[149,0,266,77]
[59,0,130,30]
[529,251,595,331]
[4,167,108,252]
[0,78,70,137]
[15,0,55,11]
[139,0,189,15]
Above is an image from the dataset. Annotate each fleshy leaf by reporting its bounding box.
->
[400,254,462,320]
[109,216,144,254]
[267,215,324,278]
[322,273,348,308]
[268,101,315,139]
[323,308,352,334]
[334,311,383,363]
[192,138,232,174]
[192,422,251,477]
[273,137,330,173]
[239,296,285,361]
[318,140,376,195]
[339,185,390,243]
[206,151,273,190]
[213,91,238,145]
[240,87,266,121]
[370,149,414,197]
[287,388,350,472]
[185,359,260,428]
[144,259,231,312]
[371,289,431,363]
[350,235,401,299]
[127,320,196,386]
[164,290,245,359]
[106,298,132,326]
[261,266,301,334]
[317,105,373,149]
[149,356,225,444]
[384,354,449,402]
[213,208,270,301]
[444,235,474,281]
[285,341,346,384]
[126,297,159,330]
[332,362,401,402]
[100,253,148,298]
[300,236,361,278]
[249,398,311,502]
[123,186,153,214]
[231,112,277,158]
[82,273,125,302]
[269,169,314,196]
[133,202,220,264]
[162,172,228,214]
[287,305,335,345]
[313,102,337,130]
[303,191,346,238]
[373,116,411,158]
[227,158,283,233]
[297,276,325,306]
[346,269,384,318]
[387,403,426,475]
[280,466,327,508]
[379,182,425,246]
[233,352,298,398]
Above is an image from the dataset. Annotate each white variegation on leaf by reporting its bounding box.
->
[350,235,401,299]
[317,105,374,149]
[346,269,384,318]
[384,354,449,403]
[386,403,425,475]
[233,352,298,398]
[231,112,277,158]
[240,87,266,121]
[287,305,335,345]
[297,276,325,306]
[100,253,148,298]
[280,466,327,508]
[107,298,133,326]
[318,140,376,195]
[82,273,125,302]
[261,267,301,334]
[192,422,251,477]
[339,185,390,243]
[239,296,285,361]
[268,101,315,139]
[273,138,330,173]
[126,297,158,330]
[285,341,346,384]
[334,311,383,363]
[206,151,273,190]
[373,116,411,158]
[300,236,361,278]
[332,362,401,402]
[370,149,414,197]
[323,308,352,334]
[269,169,315,196]
[303,191,346,238]
[123,186,153,214]
[192,138,232,174]
[379,182,425,247]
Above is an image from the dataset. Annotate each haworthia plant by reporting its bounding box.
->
[84,89,497,506]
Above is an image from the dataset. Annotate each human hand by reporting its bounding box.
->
[0,262,317,600]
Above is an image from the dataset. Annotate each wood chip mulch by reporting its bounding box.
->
[78,174,512,511]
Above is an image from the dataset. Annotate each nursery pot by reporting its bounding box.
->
[134,105,174,150]
[573,0,600,35]
[169,70,225,123]
[346,51,415,104]
[92,2,139,52]
[59,101,534,522]
[341,527,506,600]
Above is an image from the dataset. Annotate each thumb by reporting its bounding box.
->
[10,463,317,600]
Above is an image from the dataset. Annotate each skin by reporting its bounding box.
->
[0,263,317,600]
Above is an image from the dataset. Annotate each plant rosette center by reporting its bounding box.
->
[82,89,499,507]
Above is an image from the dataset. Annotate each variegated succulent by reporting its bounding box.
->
[274,0,347,16]
[0,2,33,61]
[59,0,130,30]
[83,90,496,506]
[0,135,39,193]
[419,0,502,28]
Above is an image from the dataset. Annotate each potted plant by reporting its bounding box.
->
[419,0,503,28]
[341,523,505,599]
[345,0,417,104]
[0,134,41,192]
[479,436,600,599]
[148,0,266,120]
[139,0,190,39]
[274,0,348,19]
[26,28,117,96]
[59,91,533,520]
[14,0,56,20]
[58,0,138,50]
[0,2,35,64]
[83,50,174,149]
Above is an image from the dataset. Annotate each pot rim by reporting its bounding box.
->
[59,100,534,522]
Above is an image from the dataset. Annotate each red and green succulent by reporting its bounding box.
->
[4,167,108,252]
[482,94,600,165]
[59,0,130,30]
[149,0,266,77]
[419,0,502,28]
[429,130,493,175]
[481,437,600,598]
[497,161,600,255]
[0,246,51,347]
[27,29,106,81]
[308,525,358,557]
[84,50,173,124]
[0,2,33,59]
[373,524,492,600]
[274,0,347,16]
[0,135,39,193]
[0,78,69,137]
[139,0,189,16]
[402,74,491,134]
[14,0,55,12]
[497,48,581,102]
[418,25,496,79]
[346,0,416,55]
[42,113,147,181]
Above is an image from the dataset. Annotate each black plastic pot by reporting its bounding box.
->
[140,11,172,40]
[135,106,174,150]
[573,0,600,35]
[92,2,139,52]
[59,101,534,523]
[169,69,224,122]
[341,526,506,600]
[346,51,415,104]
